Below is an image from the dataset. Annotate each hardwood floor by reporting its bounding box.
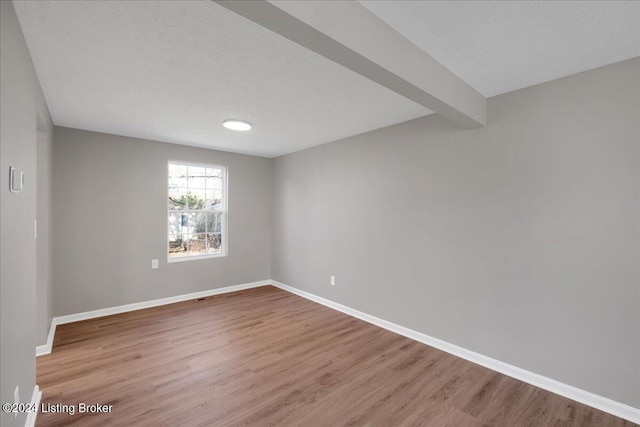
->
[37,286,635,426]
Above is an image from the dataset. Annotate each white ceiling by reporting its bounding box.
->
[13,1,429,158]
[14,1,640,157]
[361,1,640,97]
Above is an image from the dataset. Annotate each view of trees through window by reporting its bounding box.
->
[168,162,226,259]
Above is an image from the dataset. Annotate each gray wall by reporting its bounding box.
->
[272,58,640,407]
[1,1,54,425]
[52,127,271,316]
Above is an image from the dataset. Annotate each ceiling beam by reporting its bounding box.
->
[214,0,487,128]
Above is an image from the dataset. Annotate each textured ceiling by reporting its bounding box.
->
[14,1,640,157]
[361,1,640,97]
[13,1,430,158]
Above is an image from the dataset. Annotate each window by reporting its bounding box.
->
[168,161,227,261]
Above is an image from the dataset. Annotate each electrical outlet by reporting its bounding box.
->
[330,275,335,286]
[151,259,159,269]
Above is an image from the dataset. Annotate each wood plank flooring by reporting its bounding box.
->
[36,286,636,426]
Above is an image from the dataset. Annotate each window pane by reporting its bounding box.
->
[169,166,187,189]
[206,233,222,254]
[185,212,208,235]
[187,166,206,198]
[168,212,187,236]
[188,189,206,210]
[206,171,222,191]
[188,233,207,256]
[169,234,187,257]
[190,177,206,189]
[189,165,206,176]
[169,176,188,190]
[207,212,222,233]
[211,190,223,210]
[168,189,189,210]
[183,213,195,234]
[206,167,222,178]
[169,164,187,180]
[204,189,217,210]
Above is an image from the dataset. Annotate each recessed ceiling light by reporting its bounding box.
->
[223,119,252,131]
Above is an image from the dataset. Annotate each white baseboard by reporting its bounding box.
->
[36,321,57,357]
[35,280,271,356]
[24,385,41,427]
[270,280,640,424]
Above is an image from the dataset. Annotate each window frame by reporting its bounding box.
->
[167,160,228,263]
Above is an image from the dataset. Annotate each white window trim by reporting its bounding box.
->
[167,160,228,263]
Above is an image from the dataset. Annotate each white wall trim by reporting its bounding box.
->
[270,280,640,424]
[35,280,271,356]
[24,385,41,427]
[36,321,57,356]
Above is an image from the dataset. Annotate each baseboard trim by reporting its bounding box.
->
[35,280,271,356]
[24,385,41,427]
[36,320,57,357]
[270,280,640,424]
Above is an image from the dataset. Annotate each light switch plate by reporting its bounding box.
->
[9,167,24,193]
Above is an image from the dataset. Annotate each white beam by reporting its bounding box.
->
[215,0,487,128]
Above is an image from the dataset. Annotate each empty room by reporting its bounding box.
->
[1,0,639,426]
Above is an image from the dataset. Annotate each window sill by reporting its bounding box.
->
[168,253,227,263]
